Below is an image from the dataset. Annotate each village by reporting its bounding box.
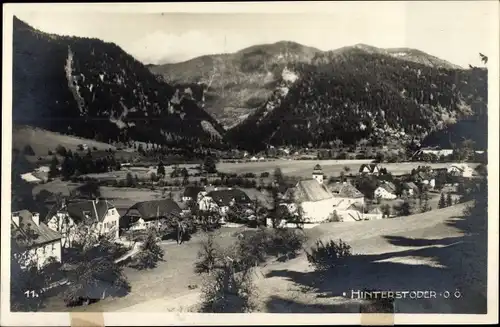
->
[11,137,486,312]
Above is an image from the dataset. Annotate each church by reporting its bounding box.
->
[283,164,339,223]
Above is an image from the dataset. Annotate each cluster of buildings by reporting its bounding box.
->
[12,158,477,270]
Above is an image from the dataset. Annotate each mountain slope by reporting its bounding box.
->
[226,46,487,152]
[12,17,225,148]
[149,42,465,129]
[149,41,321,128]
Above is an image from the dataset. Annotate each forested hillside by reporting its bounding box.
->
[226,46,487,152]
[13,17,226,148]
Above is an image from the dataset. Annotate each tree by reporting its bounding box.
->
[194,233,221,274]
[137,144,145,155]
[420,191,432,213]
[23,144,35,156]
[381,204,391,218]
[355,175,378,199]
[48,156,59,179]
[438,193,446,209]
[394,200,412,216]
[199,253,256,313]
[63,246,131,306]
[72,180,101,199]
[130,228,165,270]
[273,167,284,186]
[55,145,67,156]
[125,172,135,187]
[203,156,217,174]
[446,193,453,207]
[61,153,75,180]
[157,161,166,176]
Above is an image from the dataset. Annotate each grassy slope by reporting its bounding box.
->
[257,203,483,313]
[13,125,116,157]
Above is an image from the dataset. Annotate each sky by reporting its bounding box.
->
[13,1,498,68]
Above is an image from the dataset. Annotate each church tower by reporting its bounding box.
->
[312,164,324,184]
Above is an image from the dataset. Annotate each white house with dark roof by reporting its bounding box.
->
[182,186,205,202]
[198,188,252,216]
[448,163,474,178]
[374,181,397,200]
[328,182,365,210]
[121,199,182,231]
[45,198,120,247]
[359,163,381,175]
[11,210,63,269]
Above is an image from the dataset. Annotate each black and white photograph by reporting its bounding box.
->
[2,1,498,325]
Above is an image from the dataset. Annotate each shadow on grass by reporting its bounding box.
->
[264,206,487,314]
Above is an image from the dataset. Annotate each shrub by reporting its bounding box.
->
[306,239,352,272]
[199,258,256,313]
[194,234,221,275]
[325,211,342,222]
[260,172,270,178]
[55,145,67,156]
[235,228,306,268]
[130,228,164,270]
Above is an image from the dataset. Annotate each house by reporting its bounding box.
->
[250,156,258,162]
[182,186,204,202]
[20,172,42,184]
[366,207,384,220]
[11,210,62,269]
[121,199,182,232]
[258,156,265,161]
[79,144,89,151]
[328,182,365,210]
[412,147,454,160]
[374,181,397,200]
[324,182,367,222]
[332,202,365,222]
[402,182,420,197]
[359,163,381,175]
[414,170,436,188]
[198,188,252,215]
[35,166,50,173]
[45,198,120,247]
[283,165,342,223]
[448,163,474,178]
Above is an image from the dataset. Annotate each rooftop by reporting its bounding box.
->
[11,210,62,250]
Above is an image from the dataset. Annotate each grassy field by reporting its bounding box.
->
[12,126,116,156]
[215,159,480,178]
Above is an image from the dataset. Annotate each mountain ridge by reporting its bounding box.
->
[149,41,465,129]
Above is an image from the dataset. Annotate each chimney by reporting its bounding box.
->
[32,212,40,226]
[12,212,20,227]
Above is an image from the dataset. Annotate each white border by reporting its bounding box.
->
[2,2,499,325]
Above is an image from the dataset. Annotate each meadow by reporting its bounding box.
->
[215,159,478,178]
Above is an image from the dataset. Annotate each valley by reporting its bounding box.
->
[8,12,489,318]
